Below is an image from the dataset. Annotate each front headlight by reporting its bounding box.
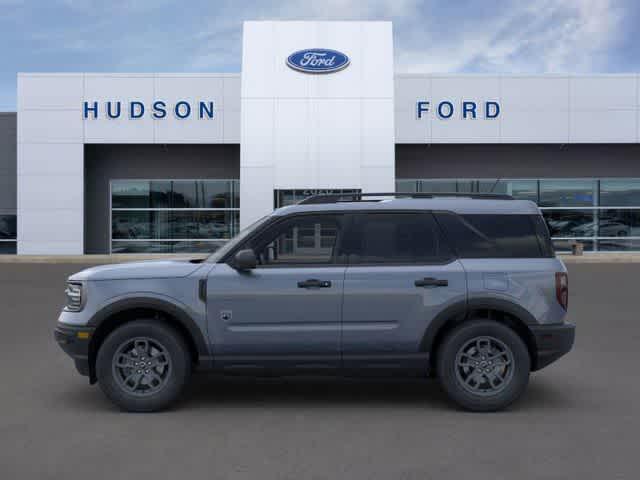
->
[65,282,84,312]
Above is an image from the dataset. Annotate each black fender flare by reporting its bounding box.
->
[420,297,538,353]
[87,296,211,365]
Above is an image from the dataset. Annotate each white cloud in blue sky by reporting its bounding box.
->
[0,0,637,110]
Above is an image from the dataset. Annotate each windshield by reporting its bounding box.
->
[206,215,270,263]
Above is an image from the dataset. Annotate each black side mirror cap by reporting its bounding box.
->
[233,249,257,271]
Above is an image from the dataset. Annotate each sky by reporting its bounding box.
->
[0,0,638,110]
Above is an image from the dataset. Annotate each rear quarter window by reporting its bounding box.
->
[435,213,553,258]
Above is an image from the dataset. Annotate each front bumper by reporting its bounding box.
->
[54,323,95,377]
[530,322,576,371]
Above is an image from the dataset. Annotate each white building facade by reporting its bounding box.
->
[9,20,640,255]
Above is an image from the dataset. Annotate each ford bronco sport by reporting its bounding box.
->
[55,192,575,412]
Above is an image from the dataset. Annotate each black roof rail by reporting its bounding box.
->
[297,192,514,205]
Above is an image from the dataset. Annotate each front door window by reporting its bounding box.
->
[252,215,341,266]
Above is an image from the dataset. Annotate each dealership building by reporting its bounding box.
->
[1,20,640,255]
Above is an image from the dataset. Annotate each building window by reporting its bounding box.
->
[396,178,640,253]
[274,189,361,208]
[0,214,16,254]
[111,180,239,254]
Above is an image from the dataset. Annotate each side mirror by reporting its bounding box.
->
[233,249,257,271]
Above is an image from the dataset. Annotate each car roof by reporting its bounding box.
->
[272,196,540,216]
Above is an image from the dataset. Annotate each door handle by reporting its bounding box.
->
[415,277,448,287]
[298,279,332,289]
[198,279,207,302]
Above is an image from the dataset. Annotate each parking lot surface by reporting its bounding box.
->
[0,262,638,479]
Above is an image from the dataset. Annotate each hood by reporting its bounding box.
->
[69,259,205,281]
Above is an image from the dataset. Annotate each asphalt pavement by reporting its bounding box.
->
[0,262,638,479]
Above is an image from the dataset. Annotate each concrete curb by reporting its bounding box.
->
[559,254,640,263]
[0,253,637,264]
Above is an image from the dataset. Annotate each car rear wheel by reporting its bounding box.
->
[96,320,191,412]
[436,320,530,412]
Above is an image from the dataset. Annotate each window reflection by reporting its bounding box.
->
[111,181,149,208]
[274,189,361,208]
[112,211,239,240]
[112,180,239,209]
[253,217,339,265]
[598,210,640,236]
[539,180,596,207]
[396,178,640,252]
[541,210,593,237]
[111,180,239,253]
[111,240,225,254]
[599,180,640,207]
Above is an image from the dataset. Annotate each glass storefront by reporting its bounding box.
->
[274,189,361,208]
[0,214,16,254]
[111,180,239,253]
[396,178,640,252]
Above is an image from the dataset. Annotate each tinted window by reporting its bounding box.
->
[531,215,555,257]
[0,215,17,239]
[343,213,452,264]
[436,213,548,258]
[252,215,340,266]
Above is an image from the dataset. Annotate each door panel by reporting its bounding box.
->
[207,264,345,367]
[339,211,467,371]
[206,213,346,370]
[342,262,467,363]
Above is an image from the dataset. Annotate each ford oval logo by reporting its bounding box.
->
[286,49,350,74]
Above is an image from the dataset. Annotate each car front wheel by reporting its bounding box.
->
[96,320,191,412]
[436,320,531,412]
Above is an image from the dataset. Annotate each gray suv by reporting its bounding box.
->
[55,193,575,412]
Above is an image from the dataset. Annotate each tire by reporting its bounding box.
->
[96,320,191,412]
[436,320,530,412]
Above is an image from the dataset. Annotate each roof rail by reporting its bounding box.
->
[297,192,514,205]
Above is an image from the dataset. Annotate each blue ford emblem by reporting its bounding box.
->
[286,49,350,74]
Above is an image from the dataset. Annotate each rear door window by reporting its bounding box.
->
[342,213,454,264]
[435,213,551,258]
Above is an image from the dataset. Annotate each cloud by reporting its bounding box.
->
[0,0,634,110]
[181,0,624,74]
[395,0,624,73]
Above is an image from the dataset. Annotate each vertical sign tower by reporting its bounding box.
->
[240,21,395,226]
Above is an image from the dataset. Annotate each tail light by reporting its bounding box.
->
[555,272,568,310]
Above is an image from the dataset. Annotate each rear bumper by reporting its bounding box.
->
[530,322,575,371]
[54,323,94,377]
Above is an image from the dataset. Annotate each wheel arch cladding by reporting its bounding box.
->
[422,298,538,372]
[87,298,209,383]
